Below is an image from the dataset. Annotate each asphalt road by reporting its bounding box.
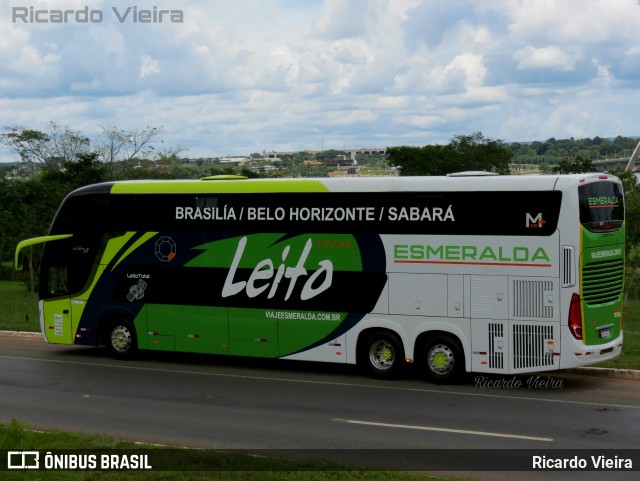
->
[1,333,639,478]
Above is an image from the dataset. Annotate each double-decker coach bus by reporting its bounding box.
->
[15,173,624,382]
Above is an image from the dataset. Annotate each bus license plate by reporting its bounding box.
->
[600,329,610,339]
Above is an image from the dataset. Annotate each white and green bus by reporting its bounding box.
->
[15,173,625,382]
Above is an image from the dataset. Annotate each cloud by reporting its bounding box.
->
[513,45,576,71]
[140,55,159,78]
[1,0,640,162]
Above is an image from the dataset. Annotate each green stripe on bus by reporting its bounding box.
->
[109,179,329,194]
[111,232,158,271]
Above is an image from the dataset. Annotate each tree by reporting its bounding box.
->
[608,169,640,300]
[41,152,107,190]
[2,176,59,285]
[449,132,511,174]
[0,177,23,269]
[0,122,90,170]
[0,151,109,286]
[2,122,186,180]
[315,149,348,162]
[551,155,596,174]
[608,169,638,195]
[99,125,164,177]
[624,190,640,300]
[384,146,420,176]
[387,132,512,176]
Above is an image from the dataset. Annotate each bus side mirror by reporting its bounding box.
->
[14,245,25,271]
[14,234,74,271]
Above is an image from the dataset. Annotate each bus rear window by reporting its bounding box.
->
[578,182,624,232]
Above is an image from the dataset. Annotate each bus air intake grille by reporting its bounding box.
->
[488,323,504,369]
[512,280,554,319]
[561,246,575,287]
[582,259,624,306]
[513,324,555,370]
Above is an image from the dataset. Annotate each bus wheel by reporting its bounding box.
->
[360,331,404,379]
[422,335,462,383]
[106,319,138,360]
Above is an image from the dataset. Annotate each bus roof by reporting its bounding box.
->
[68,173,620,197]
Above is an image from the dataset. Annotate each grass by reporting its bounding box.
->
[0,419,470,481]
[597,297,640,370]
[0,280,40,332]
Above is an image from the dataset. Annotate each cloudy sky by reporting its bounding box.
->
[1,0,639,161]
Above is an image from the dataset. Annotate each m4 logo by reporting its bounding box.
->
[526,213,546,228]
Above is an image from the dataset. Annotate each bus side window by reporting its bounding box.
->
[48,266,69,295]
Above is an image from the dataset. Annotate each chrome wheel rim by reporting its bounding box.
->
[369,339,396,371]
[111,325,132,353]
[428,343,455,375]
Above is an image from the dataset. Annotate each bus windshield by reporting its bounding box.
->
[40,233,101,299]
[578,181,624,232]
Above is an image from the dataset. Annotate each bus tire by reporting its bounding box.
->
[421,335,463,383]
[106,319,138,360]
[359,331,405,379]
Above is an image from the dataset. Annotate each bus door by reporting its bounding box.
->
[38,235,98,345]
[41,265,74,344]
[14,234,78,344]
